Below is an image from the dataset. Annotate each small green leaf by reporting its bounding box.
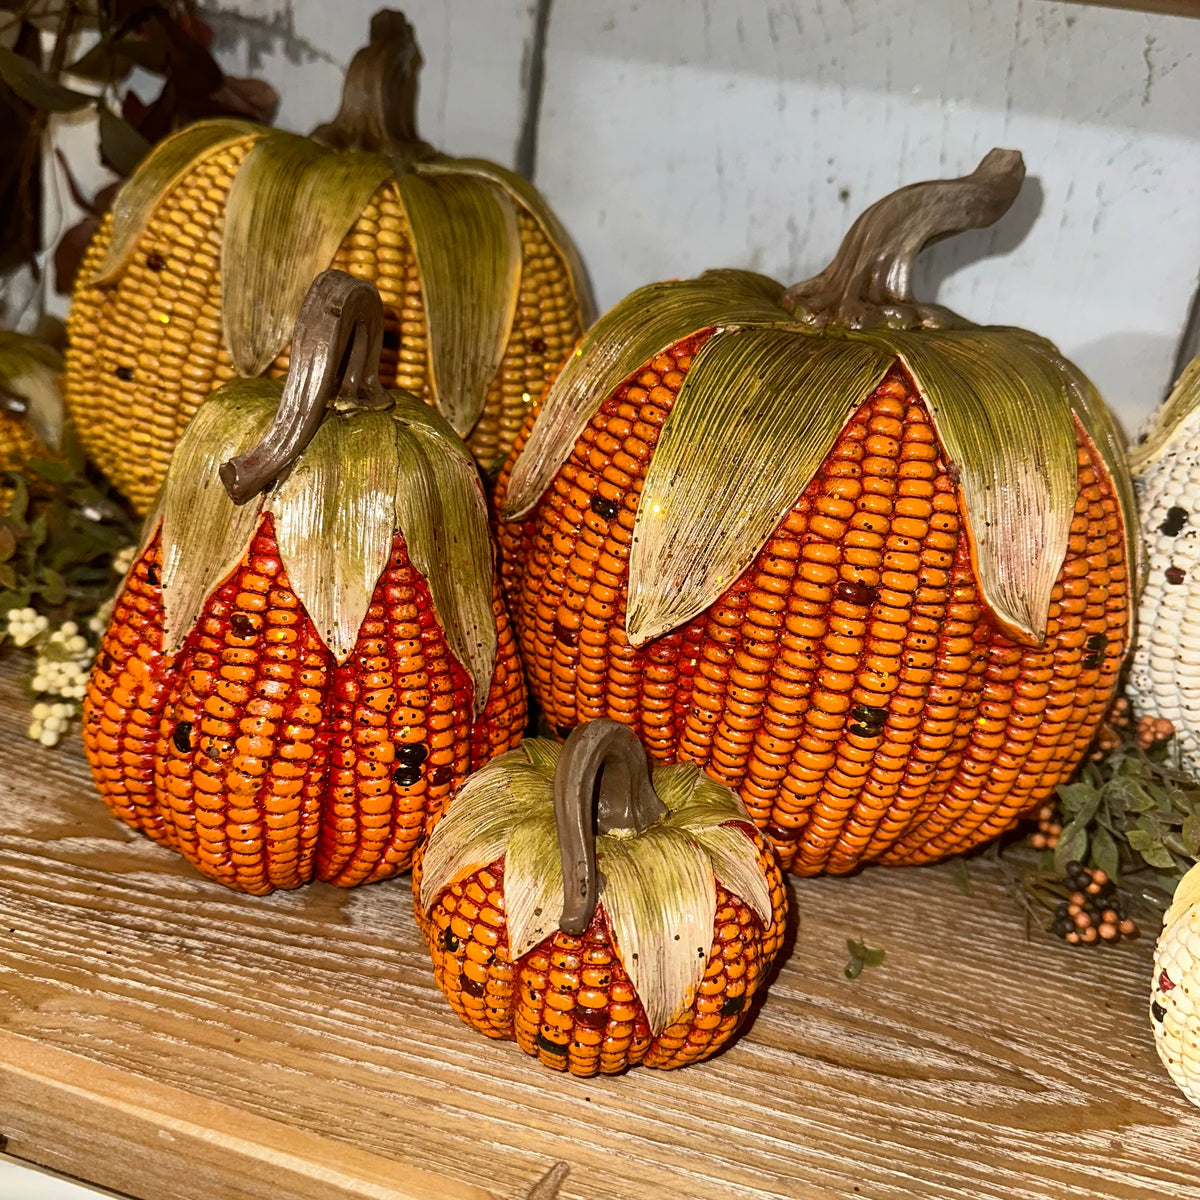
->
[1182,814,1200,857]
[26,458,73,485]
[1125,828,1159,853]
[1090,826,1120,882]
[1053,817,1089,875]
[1056,781,1097,815]
[0,564,17,590]
[1141,843,1178,871]
[1135,813,1161,839]
[38,567,65,606]
[0,45,94,112]
[0,525,15,563]
[99,106,153,176]
[844,938,884,979]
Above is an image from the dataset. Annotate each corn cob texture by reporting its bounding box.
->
[414,739,788,1076]
[1127,356,1200,778]
[65,133,584,513]
[1151,862,1200,1106]
[83,516,526,894]
[496,333,1130,875]
[0,331,66,506]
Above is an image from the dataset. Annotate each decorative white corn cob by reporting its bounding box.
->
[1128,355,1200,778]
[1151,863,1200,1105]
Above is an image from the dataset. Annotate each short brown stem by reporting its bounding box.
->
[782,148,1026,331]
[220,269,392,504]
[309,9,433,164]
[554,721,667,935]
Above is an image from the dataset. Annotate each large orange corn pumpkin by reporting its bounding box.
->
[65,9,592,512]
[496,151,1136,876]
[83,273,526,894]
[415,720,788,1075]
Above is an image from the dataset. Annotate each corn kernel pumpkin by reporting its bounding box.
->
[0,331,65,493]
[65,9,593,512]
[496,150,1135,876]
[415,719,788,1075]
[1127,354,1200,777]
[83,272,526,894]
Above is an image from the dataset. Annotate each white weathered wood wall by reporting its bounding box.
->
[42,0,1200,436]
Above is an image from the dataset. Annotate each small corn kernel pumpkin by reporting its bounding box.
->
[65,9,593,513]
[1127,354,1200,777]
[1151,861,1200,1107]
[83,272,526,894]
[415,719,787,1075]
[496,150,1135,876]
[0,331,65,490]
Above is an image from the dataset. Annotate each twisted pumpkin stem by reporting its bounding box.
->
[782,148,1025,331]
[310,9,434,164]
[554,721,667,935]
[220,269,392,504]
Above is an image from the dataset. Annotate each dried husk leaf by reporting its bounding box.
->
[417,746,552,912]
[502,815,565,960]
[628,326,892,645]
[422,155,596,326]
[393,396,497,710]
[1132,352,1200,473]
[597,826,716,1035]
[394,171,521,437]
[863,327,1079,644]
[222,135,393,375]
[685,824,772,929]
[159,382,276,652]
[1014,330,1140,593]
[502,270,790,519]
[93,119,262,285]
[0,333,65,452]
[265,409,399,663]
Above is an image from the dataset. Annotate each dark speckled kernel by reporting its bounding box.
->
[114,365,134,382]
[1160,506,1189,537]
[397,742,428,767]
[589,494,619,521]
[1166,566,1187,585]
[836,579,879,606]
[172,721,192,753]
[536,1031,569,1055]
[442,928,460,952]
[393,765,422,787]
[1152,1000,1167,1022]
[573,1005,609,1029]
[553,620,579,646]
[720,994,746,1017]
[146,562,160,586]
[146,251,166,271]
[1160,970,1176,992]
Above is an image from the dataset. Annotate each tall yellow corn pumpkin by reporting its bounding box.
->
[83,273,526,894]
[496,150,1136,876]
[65,9,592,512]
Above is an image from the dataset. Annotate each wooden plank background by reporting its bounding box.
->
[3,655,1200,1200]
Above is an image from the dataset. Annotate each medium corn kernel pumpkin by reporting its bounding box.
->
[415,719,788,1075]
[1127,354,1200,777]
[83,273,526,894]
[0,331,65,500]
[64,10,592,512]
[496,150,1135,876]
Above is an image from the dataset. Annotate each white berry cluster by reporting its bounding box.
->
[31,620,93,700]
[111,544,138,577]
[28,700,79,748]
[4,606,49,647]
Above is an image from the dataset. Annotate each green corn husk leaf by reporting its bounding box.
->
[1132,353,1200,473]
[423,156,597,326]
[93,119,262,285]
[597,825,717,1035]
[503,815,567,960]
[1012,329,1140,596]
[417,746,552,912]
[222,135,393,375]
[159,382,276,652]
[393,396,497,710]
[862,327,1080,644]
[686,823,773,928]
[502,270,790,519]
[0,333,65,452]
[520,736,562,778]
[0,43,92,112]
[265,409,399,663]
[628,326,892,644]
[395,171,521,437]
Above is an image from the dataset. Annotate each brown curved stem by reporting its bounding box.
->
[782,148,1026,330]
[220,269,393,504]
[309,9,433,163]
[554,721,667,935]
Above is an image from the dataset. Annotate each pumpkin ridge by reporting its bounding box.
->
[82,540,174,848]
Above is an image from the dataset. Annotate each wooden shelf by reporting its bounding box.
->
[2,654,1200,1200]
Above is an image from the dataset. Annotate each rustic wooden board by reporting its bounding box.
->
[2,652,1200,1200]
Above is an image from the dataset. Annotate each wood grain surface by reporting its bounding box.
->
[2,652,1199,1200]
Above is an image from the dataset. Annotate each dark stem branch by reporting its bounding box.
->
[554,721,667,935]
[220,269,392,504]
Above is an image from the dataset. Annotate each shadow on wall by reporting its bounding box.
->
[913,174,1045,309]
